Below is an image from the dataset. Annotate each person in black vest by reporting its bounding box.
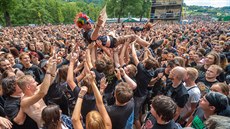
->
[166,66,189,121]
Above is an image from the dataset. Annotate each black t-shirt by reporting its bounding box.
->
[106,98,134,129]
[166,83,189,108]
[151,68,171,96]
[198,78,219,88]
[4,96,38,129]
[143,114,180,129]
[22,64,44,84]
[104,73,117,94]
[0,96,5,117]
[196,65,224,83]
[83,29,94,45]
[134,63,155,97]
[104,73,118,105]
[91,68,105,86]
[131,27,144,33]
[13,63,23,70]
[73,86,96,122]
[44,81,69,115]
[165,48,177,55]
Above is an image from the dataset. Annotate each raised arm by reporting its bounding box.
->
[88,72,112,129]
[91,15,103,40]
[72,86,88,129]
[120,68,137,90]
[131,41,139,66]
[86,48,93,69]
[91,44,97,66]
[125,45,131,64]
[113,47,120,68]
[73,61,84,74]
[96,40,111,57]
[20,59,56,108]
[119,41,129,66]
[67,53,79,91]
[143,47,151,61]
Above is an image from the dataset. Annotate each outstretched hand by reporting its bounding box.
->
[70,52,79,63]
[86,71,96,82]
[79,86,88,97]
[100,77,108,92]
[0,117,12,129]
[95,40,103,48]
[97,14,104,26]
[119,68,126,77]
[114,68,122,80]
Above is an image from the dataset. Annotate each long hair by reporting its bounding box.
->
[56,65,68,83]
[42,105,61,129]
[86,111,106,129]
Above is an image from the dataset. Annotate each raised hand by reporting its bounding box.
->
[97,14,104,26]
[114,68,122,80]
[0,117,12,129]
[87,71,96,83]
[78,86,88,98]
[70,52,79,63]
[119,68,126,77]
[95,40,103,48]
[100,77,108,92]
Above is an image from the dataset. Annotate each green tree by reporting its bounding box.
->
[0,0,16,26]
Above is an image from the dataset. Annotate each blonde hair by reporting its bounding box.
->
[209,65,223,76]
[17,75,33,91]
[86,111,106,129]
[186,67,198,81]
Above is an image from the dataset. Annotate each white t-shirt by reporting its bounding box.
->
[180,84,201,121]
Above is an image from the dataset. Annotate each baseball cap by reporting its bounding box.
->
[205,92,229,113]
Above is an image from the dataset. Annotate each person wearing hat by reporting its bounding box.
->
[75,12,150,48]
[187,92,229,129]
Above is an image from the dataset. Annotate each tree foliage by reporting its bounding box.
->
[0,0,152,26]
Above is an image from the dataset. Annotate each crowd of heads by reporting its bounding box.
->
[0,13,230,129]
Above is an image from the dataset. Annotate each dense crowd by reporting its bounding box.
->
[0,12,230,129]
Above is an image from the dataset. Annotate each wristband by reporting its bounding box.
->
[46,72,51,75]
[96,24,101,28]
[78,94,84,99]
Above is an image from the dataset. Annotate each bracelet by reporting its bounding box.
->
[78,94,84,99]
[100,90,104,95]
[46,72,51,75]
[51,74,55,77]
[96,24,101,28]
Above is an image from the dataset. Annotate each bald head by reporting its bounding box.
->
[172,66,187,81]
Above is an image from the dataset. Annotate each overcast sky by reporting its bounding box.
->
[184,0,230,7]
